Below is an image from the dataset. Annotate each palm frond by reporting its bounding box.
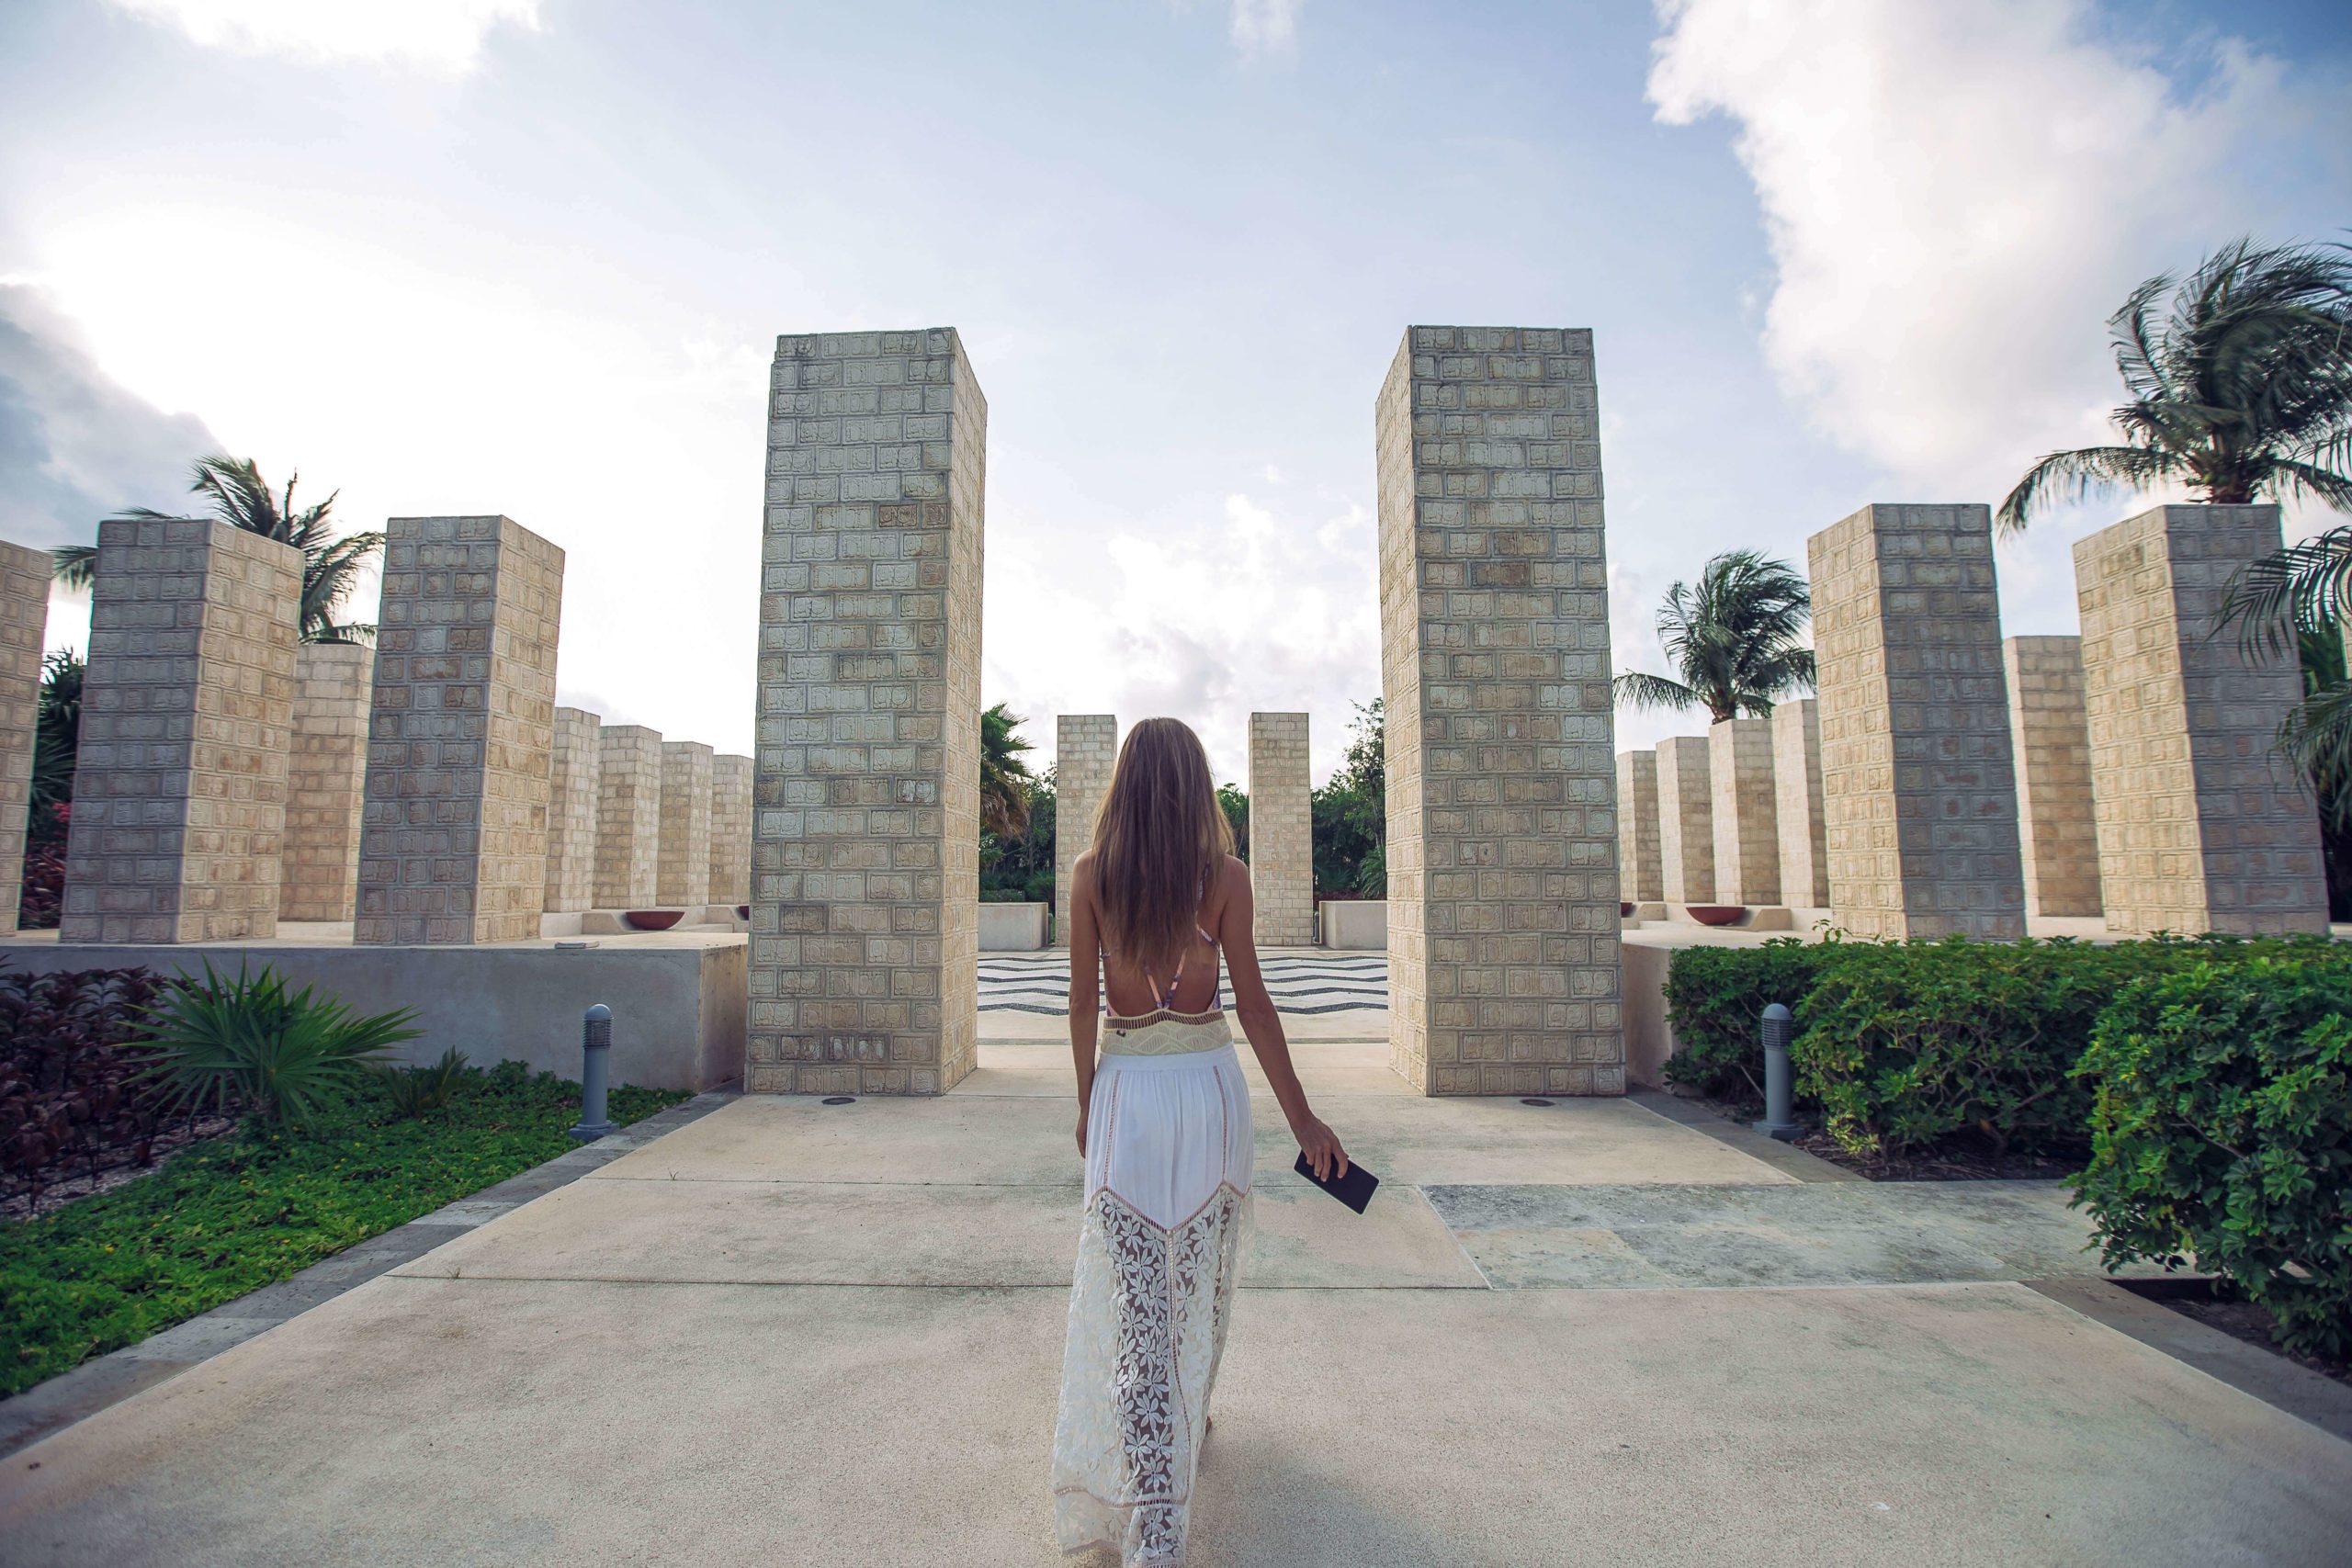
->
[49,543,96,591]
[1997,446,2184,533]
[1612,671,1700,713]
[2278,682,2352,829]
[2213,525,2352,660]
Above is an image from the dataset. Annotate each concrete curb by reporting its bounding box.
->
[0,1085,740,1461]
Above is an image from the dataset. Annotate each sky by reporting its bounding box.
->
[1,0,2347,789]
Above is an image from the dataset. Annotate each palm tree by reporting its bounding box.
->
[1999,238,2352,532]
[1613,550,1815,722]
[2214,527,2352,835]
[979,701,1035,839]
[55,455,383,644]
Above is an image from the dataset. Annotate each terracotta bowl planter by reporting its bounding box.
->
[623,909,684,931]
[1686,905,1745,927]
[736,904,751,920]
[1621,902,1634,917]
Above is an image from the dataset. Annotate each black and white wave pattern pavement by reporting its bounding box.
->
[978,953,1389,1015]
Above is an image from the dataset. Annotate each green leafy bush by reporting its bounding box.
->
[1,1061,686,1394]
[141,964,422,1129]
[1795,937,2344,1159]
[1660,938,1842,1104]
[2074,953,2352,1358]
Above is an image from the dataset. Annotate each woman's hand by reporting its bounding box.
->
[1074,1109,1089,1159]
[1294,1115,1348,1182]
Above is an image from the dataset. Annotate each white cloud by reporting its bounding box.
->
[982,490,1378,788]
[1645,0,2336,502]
[106,0,542,72]
[1229,0,1301,59]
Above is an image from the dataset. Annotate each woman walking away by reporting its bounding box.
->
[1051,716,1349,1568]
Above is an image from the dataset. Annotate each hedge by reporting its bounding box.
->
[1663,933,2335,1157]
[2074,953,2352,1358]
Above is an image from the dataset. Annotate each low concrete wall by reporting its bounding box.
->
[0,936,747,1093]
[1623,942,1679,1089]
[978,902,1047,951]
[1320,899,1386,950]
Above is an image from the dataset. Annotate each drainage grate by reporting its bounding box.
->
[820,1096,856,1106]
[1521,1098,1555,1107]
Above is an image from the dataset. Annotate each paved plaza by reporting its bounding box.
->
[3,1011,2348,1567]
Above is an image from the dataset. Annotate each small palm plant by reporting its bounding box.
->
[140,964,423,1130]
[980,701,1036,839]
[1999,237,2352,531]
[1613,550,1815,722]
[57,454,384,644]
[2215,526,2352,825]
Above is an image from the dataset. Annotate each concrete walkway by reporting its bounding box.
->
[4,1037,2349,1566]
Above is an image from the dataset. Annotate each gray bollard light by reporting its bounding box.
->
[569,1003,616,1142]
[1752,1002,1801,1142]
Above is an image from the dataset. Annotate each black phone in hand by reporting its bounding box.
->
[1294,1151,1378,1213]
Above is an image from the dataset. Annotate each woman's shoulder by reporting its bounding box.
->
[1216,853,1250,892]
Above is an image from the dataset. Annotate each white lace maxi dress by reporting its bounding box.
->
[1051,1002,1254,1566]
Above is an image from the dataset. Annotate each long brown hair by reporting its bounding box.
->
[1091,716,1233,980]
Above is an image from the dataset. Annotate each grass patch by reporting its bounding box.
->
[1,1061,685,1396]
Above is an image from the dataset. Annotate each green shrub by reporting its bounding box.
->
[141,964,422,1129]
[1661,938,1841,1104]
[379,1048,474,1119]
[1791,936,2342,1159]
[2074,953,2352,1358]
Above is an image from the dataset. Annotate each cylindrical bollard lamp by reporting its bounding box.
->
[569,1002,616,1142]
[1751,1001,1800,1142]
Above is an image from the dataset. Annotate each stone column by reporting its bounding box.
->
[2075,504,2326,934]
[280,641,371,921]
[1052,714,1116,946]
[749,329,985,1096]
[1654,736,1715,905]
[707,752,752,906]
[1375,326,1620,1097]
[1771,697,1829,908]
[2002,636,2102,919]
[1248,712,1313,946]
[354,516,562,946]
[62,517,300,943]
[1709,716,1779,907]
[656,739,714,907]
[1614,750,1663,904]
[594,725,662,909]
[0,540,51,934]
[543,706,602,913]
[1808,503,2025,939]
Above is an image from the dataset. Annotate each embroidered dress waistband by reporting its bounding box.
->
[1099,1010,1234,1059]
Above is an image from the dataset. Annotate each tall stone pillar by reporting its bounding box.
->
[708,753,752,906]
[355,515,563,945]
[2002,637,2102,918]
[62,517,300,943]
[1771,697,1829,908]
[749,329,985,1096]
[0,540,51,934]
[1808,503,2025,939]
[1709,716,1779,907]
[656,739,714,907]
[280,641,371,921]
[2074,505,2326,934]
[1614,750,1663,903]
[543,705,602,914]
[1654,736,1715,905]
[594,725,662,909]
[1052,714,1116,946]
[1248,712,1313,946]
[1375,326,1620,1097]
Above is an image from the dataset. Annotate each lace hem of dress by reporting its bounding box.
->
[1051,1181,1250,1568]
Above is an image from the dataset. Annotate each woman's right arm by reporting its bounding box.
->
[1067,853,1102,1155]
